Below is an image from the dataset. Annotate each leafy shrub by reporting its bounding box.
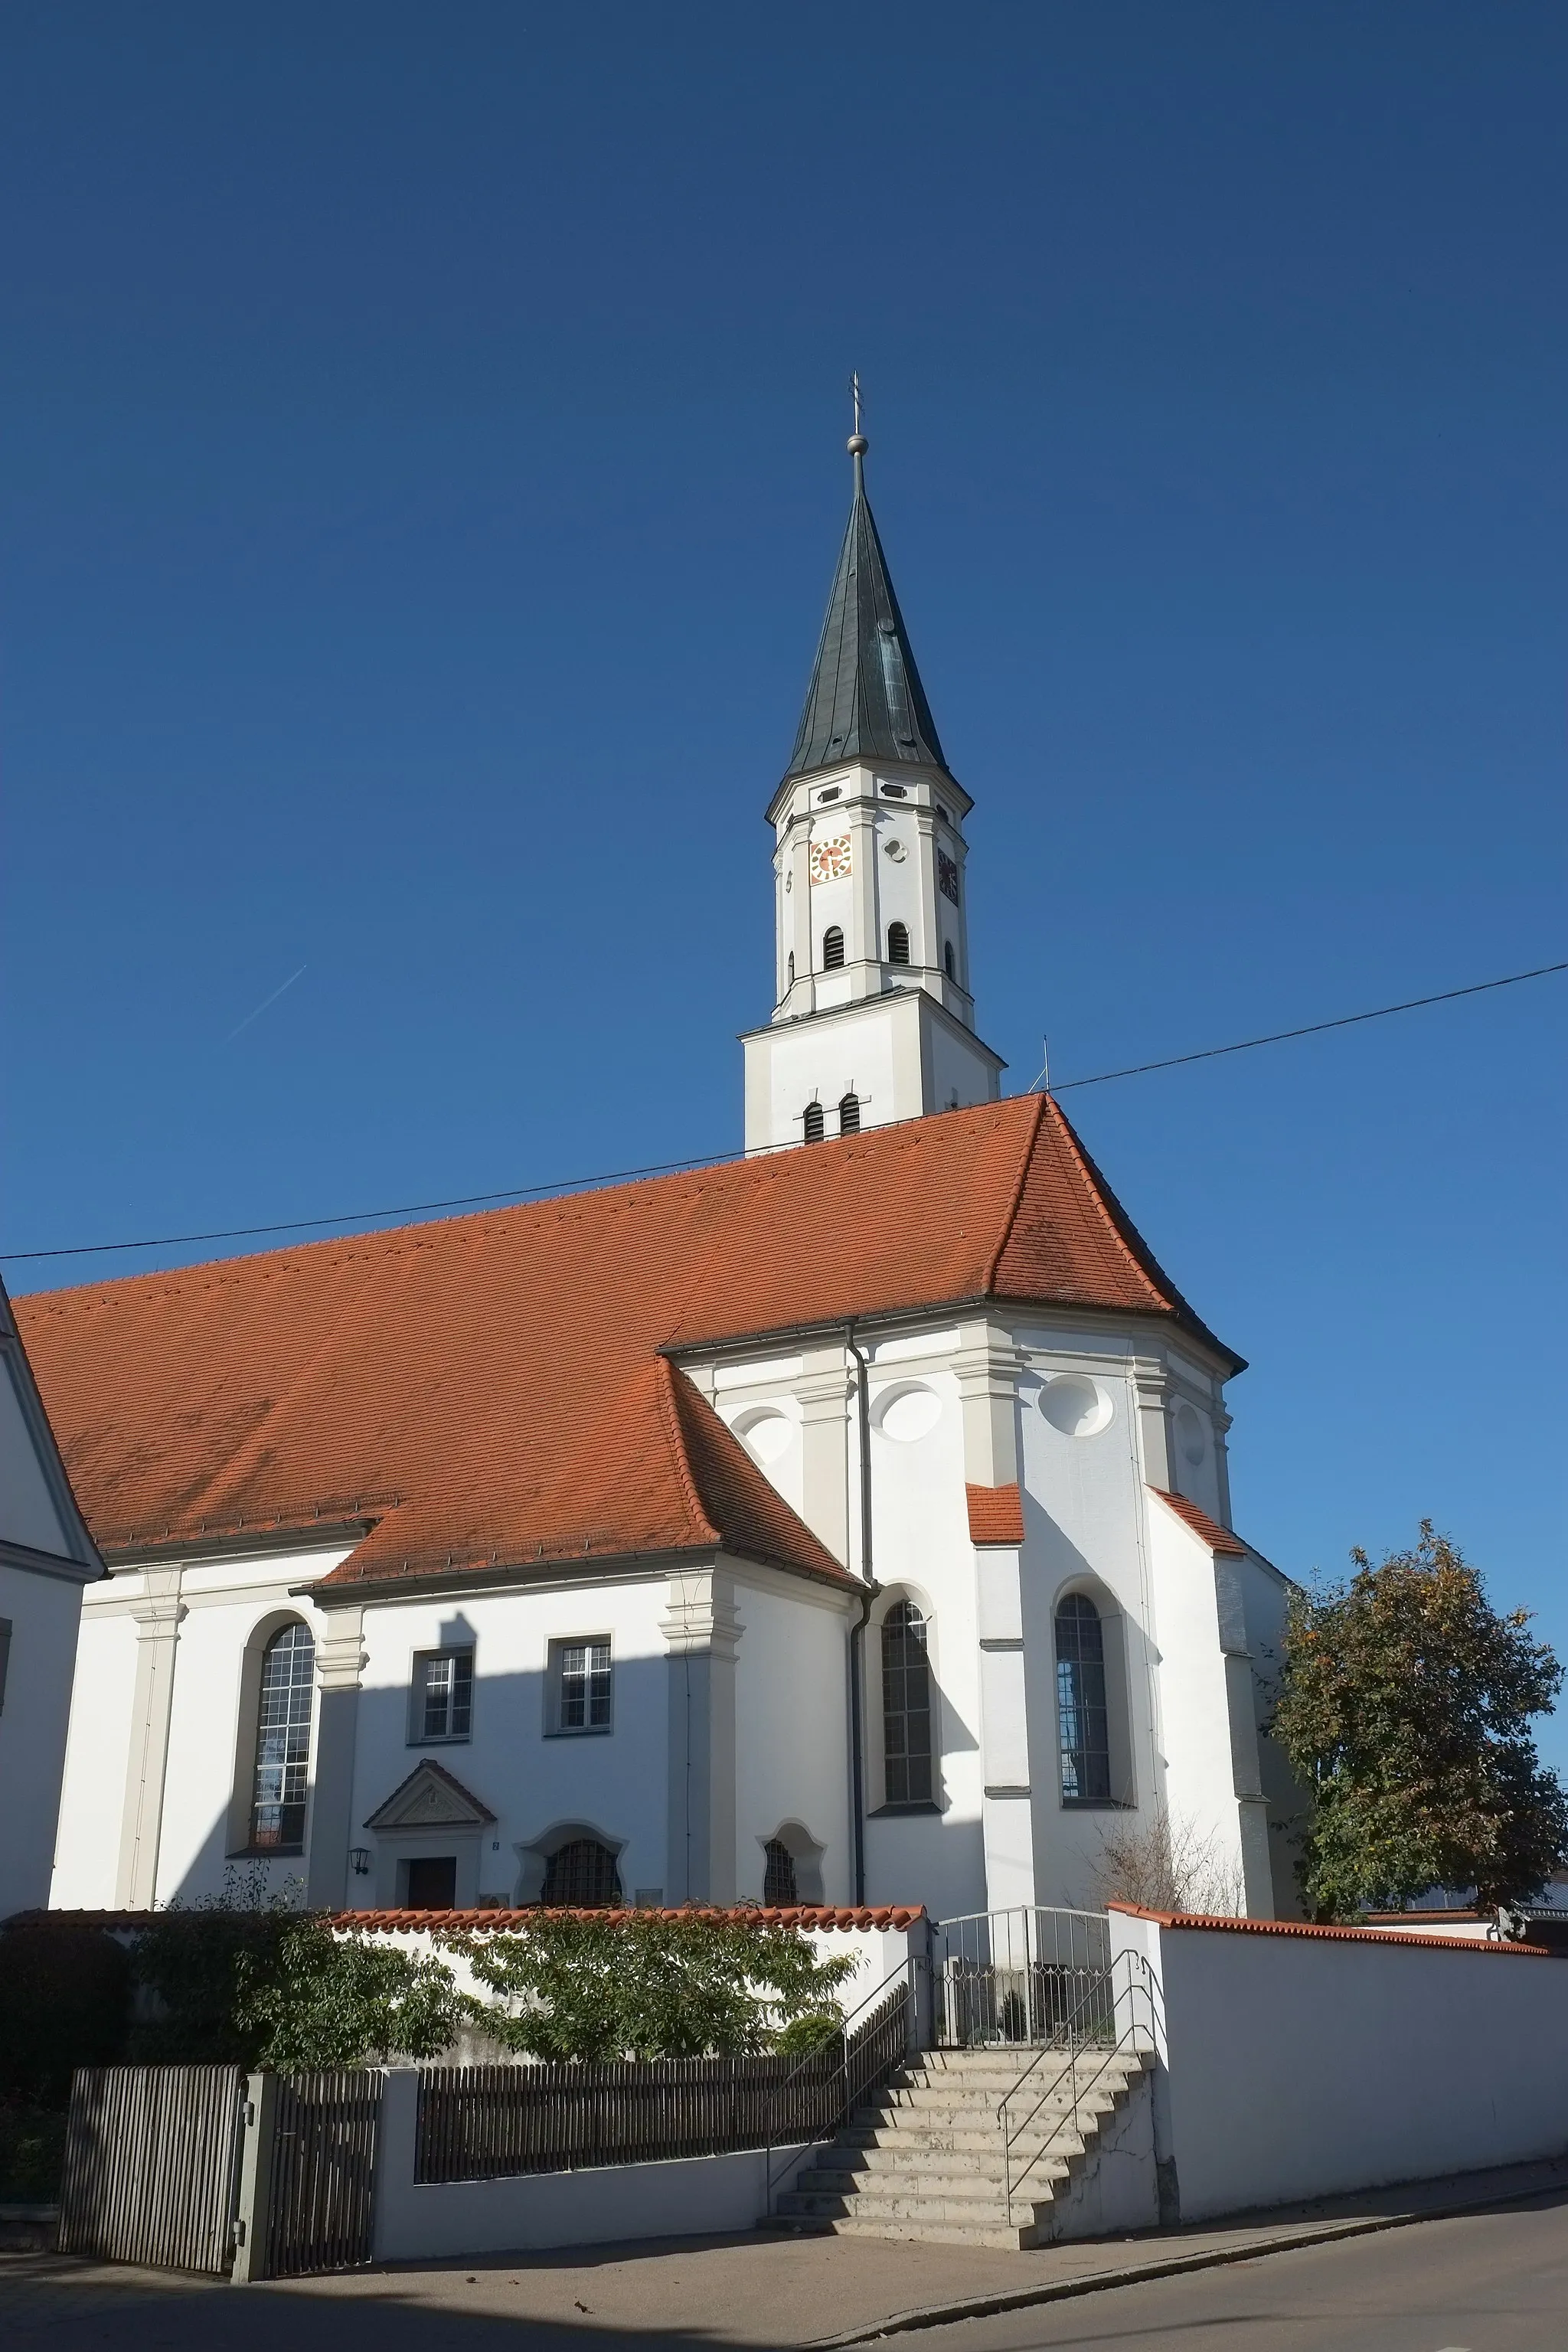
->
[457,1914,853,2060]
[132,1900,472,2069]
[0,2099,68,2202]
[0,1919,132,2105]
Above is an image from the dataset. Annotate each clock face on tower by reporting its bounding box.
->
[809,835,852,886]
[938,849,960,905]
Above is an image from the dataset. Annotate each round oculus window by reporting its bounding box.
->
[874,1383,943,1444]
[735,1409,794,1465]
[1038,1374,1112,1438]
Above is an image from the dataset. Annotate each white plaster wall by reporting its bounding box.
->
[0,1560,86,1917]
[749,1001,900,1147]
[1143,1501,1248,1901]
[862,1360,988,1922]
[1112,1909,1568,2221]
[0,1359,71,1556]
[1015,1331,1165,1909]
[731,1573,851,1903]
[350,1577,672,1907]
[373,2069,812,2256]
[926,1016,1001,1111]
[51,1582,142,1909]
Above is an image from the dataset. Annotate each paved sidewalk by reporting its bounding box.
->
[3,2154,1566,2347]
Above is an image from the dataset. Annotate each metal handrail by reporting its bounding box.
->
[998,1950,1161,2223]
[761,1955,917,2213]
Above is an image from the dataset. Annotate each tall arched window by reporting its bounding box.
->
[887,921,910,965]
[944,940,957,981]
[787,950,795,985]
[763,1838,799,1905]
[541,1835,622,1906]
[251,1620,315,1851]
[802,1101,825,1143]
[1056,1594,1112,1805]
[822,926,845,970]
[882,1601,933,1807]
[838,1093,861,1136]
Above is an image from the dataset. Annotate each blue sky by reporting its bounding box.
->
[3,6,1565,1749]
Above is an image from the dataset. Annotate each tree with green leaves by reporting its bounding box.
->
[458,1913,854,2061]
[1272,1522,1568,1920]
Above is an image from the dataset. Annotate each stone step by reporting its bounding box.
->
[795,2154,1073,2199]
[842,2120,1089,2161]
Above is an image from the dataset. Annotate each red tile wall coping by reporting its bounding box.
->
[333,1905,928,1932]
[1107,1900,1549,1956]
[20,1904,926,1933]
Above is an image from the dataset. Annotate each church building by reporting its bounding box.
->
[19,429,1301,1926]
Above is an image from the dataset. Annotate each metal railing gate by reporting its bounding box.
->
[933,1907,1112,2047]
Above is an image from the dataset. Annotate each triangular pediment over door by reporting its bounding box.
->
[363,1758,497,1834]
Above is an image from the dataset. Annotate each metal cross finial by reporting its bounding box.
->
[848,373,867,462]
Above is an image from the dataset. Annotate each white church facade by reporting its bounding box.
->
[19,430,1302,1927]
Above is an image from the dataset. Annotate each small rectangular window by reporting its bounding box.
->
[550,1637,612,1734]
[412,1648,474,1743]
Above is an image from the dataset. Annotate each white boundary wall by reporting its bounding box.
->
[372,2070,811,2259]
[1112,1905,1568,2223]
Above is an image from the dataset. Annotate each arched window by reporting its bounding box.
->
[802,1101,825,1143]
[786,950,795,985]
[251,1620,315,1851]
[882,1601,933,1808]
[1056,1595,1112,1805]
[822,926,845,971]
[887,921,910,965]
[763,1838,799,1905]
[838,1093,861,1136]
[944,940,957,982]
[541,1836,622,1906]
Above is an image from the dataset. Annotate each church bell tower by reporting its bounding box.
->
[742,420,1005,1152]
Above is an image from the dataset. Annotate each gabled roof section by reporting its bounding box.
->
[364,1758,497,1832]
[15,1096,1239,1594]
[783,447,950,785]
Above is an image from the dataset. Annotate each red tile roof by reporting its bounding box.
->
[965,1483,1026,1547]
[15,1096,1236,1593]
[1149,1487,1246,1556]
[338,1905,927,1933]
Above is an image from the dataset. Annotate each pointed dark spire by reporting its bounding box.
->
[782,423,951,786]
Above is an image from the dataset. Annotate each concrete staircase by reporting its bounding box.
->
[771,2043,1153,2249]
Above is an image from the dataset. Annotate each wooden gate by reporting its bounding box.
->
[58,2066,244,2274]
[264,2070,381,2277]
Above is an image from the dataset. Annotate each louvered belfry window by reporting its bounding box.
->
[822,926,845,970]
[802,1101,825,1143]
[881,1602,934,1807]
[541,1836,622,1906]
[763,1838,799,1906]
[944,941,956,981]
[887,921,910,965]
[838,1093,861,1136]
[251,1620,315,1851]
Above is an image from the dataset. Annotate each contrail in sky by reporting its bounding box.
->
[224,965,307,1044]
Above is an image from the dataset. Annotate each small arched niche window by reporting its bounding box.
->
[838,1093,861,1136]
[887,920,910,966]
[251,1620,315,1851]
[763,1838,799,1905]
[541,1835,622,1906]
[1056,1595,1113,1805]
[822,926,845,971]
[786,949,795,986]
[944,941,957,982]
[802,1101,825,1144]
[882,1601,934,1808]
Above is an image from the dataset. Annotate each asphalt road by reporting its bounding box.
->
[910,2191,1568,2352]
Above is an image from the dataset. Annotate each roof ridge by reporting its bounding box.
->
[980,1091,1048,1295]
[653,1357,723,1549]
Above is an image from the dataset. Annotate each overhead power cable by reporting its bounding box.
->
[3,956,1563,1268]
